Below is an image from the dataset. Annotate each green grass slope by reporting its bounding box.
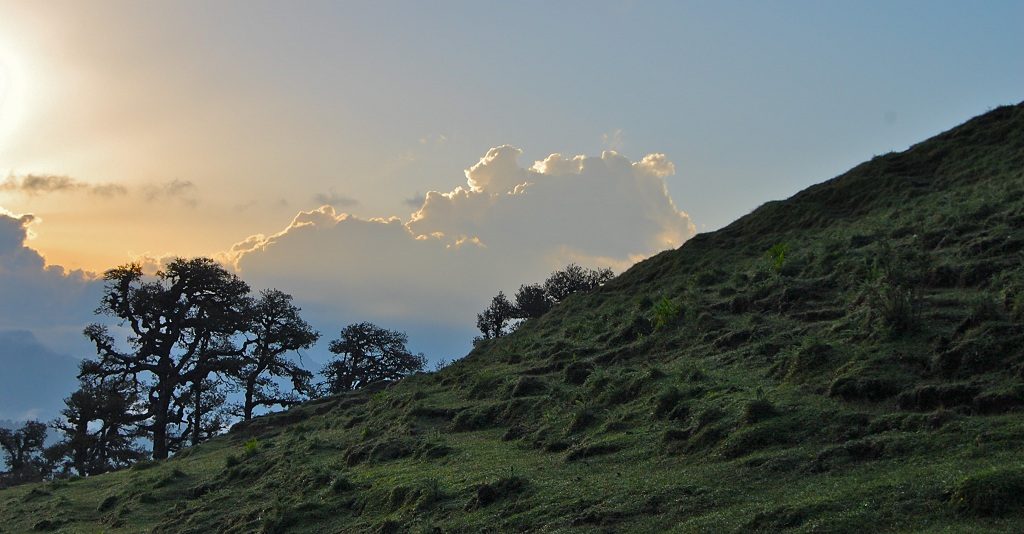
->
[3,102,1024,533]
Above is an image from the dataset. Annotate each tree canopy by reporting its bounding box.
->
[475,263,615,340]
[81,258,253,459]
[322,322,426,394]
[232,289,319,420]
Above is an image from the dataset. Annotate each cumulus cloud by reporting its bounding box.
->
[409,147,692,259]
[313,189,359,209]
[0,208,102,356]
[0,174,127,197]
[0,210,113,420]
[144,179,198,207]
[224,146,695,358]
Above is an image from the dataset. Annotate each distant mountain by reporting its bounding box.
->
[0,330,80,422]
[2,103,1024,530]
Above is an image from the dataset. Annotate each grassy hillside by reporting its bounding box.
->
[3,102,1024,533]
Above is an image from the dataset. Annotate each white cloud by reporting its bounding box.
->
[226,146,695,357]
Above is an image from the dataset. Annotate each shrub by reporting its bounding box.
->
[243,438,260,457]
[742,398,777,424]
[565,440,621,462]
[567,404,598,433]
[766,243,789,273]
[653,386,688,420]
[510,376,547,397]
[951,467,1024,516]
[451,403,504,432]
[464,476,528,510]
[651,296,682,331]
[97,494,119,512]
[858,240,929,336]
[564,361,594,385]
[331,476,354,493]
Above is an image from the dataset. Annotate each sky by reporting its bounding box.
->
[0,1,1022,417]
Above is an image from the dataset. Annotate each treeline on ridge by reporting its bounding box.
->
[1,258,614,488]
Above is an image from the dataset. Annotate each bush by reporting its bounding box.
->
[651,296,682,331]
[951,467,1024,516]
[742,398,777,424]
[766,243,789,273]
[97,494,118,512]
[564,361,594,385]
[464,476,528,510]
[331,476,354,493]
[858,240,929,336]
[243,438,260,457]
[510,376,547,397]
[565,440,621,462]
[567,404,598,433]
[653,387,688,420]
[451,403,504,432]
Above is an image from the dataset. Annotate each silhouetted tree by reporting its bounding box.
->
[476,291,516,339]
[82,258,251,459]
[475,265,614,340]
[513,283,552,319]
[322,322,426,393]
[543,263,614,303]
[172,378,232,451]
[0,421,49,487]
[230,290,319,421]
[49,375,146,477]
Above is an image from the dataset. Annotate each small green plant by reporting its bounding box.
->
[243,438,260,457]
[766,242,789,272]
[652,296,682,330]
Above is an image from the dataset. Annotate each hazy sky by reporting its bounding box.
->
[0,0,1022,366]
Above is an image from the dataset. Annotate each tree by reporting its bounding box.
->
[322,322,426,393]
[49,375,146,477]
[82,258,251,459]
[476,291,516,339]
[0,421,49,487]
[173,378,232,451]
[475,265,614,340]
[543,263,614,303]
[230,290,319,421]
[513,283,552,319]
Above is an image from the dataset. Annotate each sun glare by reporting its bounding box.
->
[0,40,29,151]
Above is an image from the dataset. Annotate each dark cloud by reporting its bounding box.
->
[0,174,127,197]
[404,192,426,209]
[90,183,129,197]
[0,330,80,421]
[0,209,101,360]
[313,189,358,209]
[143,179,198,207]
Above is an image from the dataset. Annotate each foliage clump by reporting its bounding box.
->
[950,468,1024,516]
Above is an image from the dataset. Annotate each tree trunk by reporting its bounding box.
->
[73,420,88,476]
[152,414,168,460]
[244,377,256,421]
[152,386,172,460]
[191,382,202,446]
